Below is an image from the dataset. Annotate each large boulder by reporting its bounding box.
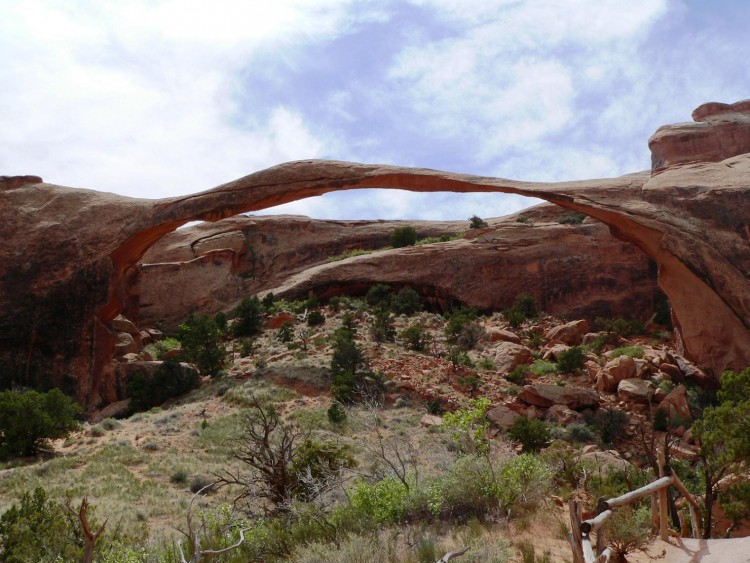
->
[518,384,600,410]
[617,378,654,403]
[596,355,637,393]
[493,342,532,374]
[545,404,584,426]
[544,319,589,345]
[487,404,521,430]
[659,384,692,422]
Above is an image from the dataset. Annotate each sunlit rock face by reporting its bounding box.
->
[1,100,749,407]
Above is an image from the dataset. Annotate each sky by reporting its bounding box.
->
[2,0,749,221]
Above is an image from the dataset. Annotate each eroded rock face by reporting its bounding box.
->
[2,101,750,407]
[139,204,660,331]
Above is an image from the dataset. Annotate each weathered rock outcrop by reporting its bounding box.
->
[2,101,749,407]
[142,204,659,330]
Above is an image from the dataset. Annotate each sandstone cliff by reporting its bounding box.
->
[1,100,749,407]
[139,204,658,331]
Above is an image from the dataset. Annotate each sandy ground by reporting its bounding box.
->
[629,536,750,562]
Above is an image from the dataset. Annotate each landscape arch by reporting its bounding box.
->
[2,152,750,407]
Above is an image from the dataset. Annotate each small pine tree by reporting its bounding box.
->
[468,215,488,229]
[232,296,264,337]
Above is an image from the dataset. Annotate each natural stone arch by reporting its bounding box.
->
[2,102,750,407]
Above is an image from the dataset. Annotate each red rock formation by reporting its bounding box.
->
[139,204,659,330]
[2,101,749,407]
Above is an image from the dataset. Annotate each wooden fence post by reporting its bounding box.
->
[657,448,670,540]
[568,499,585,563]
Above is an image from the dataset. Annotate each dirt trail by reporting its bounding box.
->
[632,536,750,562]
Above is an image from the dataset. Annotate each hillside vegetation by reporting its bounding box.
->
[1,290,748,562]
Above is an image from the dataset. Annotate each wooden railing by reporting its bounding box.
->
[568,449,701,563]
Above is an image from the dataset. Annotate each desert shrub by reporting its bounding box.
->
[478,356,495,371]
[390,287,422,315]
[506,364,529,385]
[504,308,525,328]
[508,417,550,453]
[516,215,530,224]
[290,533,398,563]
[390,226,418,248]
[529,359,557,377]
[400,323,429,351]
[652,407,669,432]
[0,487,85,562]
[511,293,538,319]
[262,292,276,310]
[232,296,264,337]
[525,330,544,348]
[720,481,750,532]
[564,422,596,443]
[443,397,491,456]
[557,212,586,224]
[608,504,651,559]
[556,346,586,372]
[591,408,628,445]
[330,326,368,404]
[306,310,325,326]
[458,376,482,395]
[214,310,228,331]
[0,388,81,458]
[427,455,498,519]
[469,215,489,229]
[327,402,347,425]
[177,313,227,375]
[170,468,189,484]
[609,345,645,359]
[496,454,552,515]
[445,307,478,343]
[595,316,645,337]
[366,283,393,307]
[455,321,486,350]
[448,348,474,370]
[126,357,200,413]
[100,417,120,430]
[147,336,181,359]
[190,475,216,494]
[369,305,395,345]
[349,477,411,524]
[278,322,294,343]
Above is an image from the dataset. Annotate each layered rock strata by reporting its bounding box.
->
[139,204,658,330]
[1,100,749,407]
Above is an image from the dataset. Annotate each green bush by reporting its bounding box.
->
[448,348,474,370]
[595,316,645,337]
[390,287,422,315]
[609,346,645,359]
[126,357,200,413]
[469,215,489,229]
[369,305,395,344]
[443,397,491,455]
[390,226,418,248]
[366,283,393,306]
[0,389,81,458]
[330,326,369,403]
[454,321,486,350]
[177,313,227,375]
[327,402,347,425]
[349,477,411,524]
[400,323,428,351]
[427,456,498,520]
[306,311,325,326]
[278,322,294,343]
[506,364,529,385]
[0,487,85,562]
[557,213,586,224]
[496,454,552,514]
[508,417,551,453]
[445,307,478,343]
[556,346,586,372]
[529,359,557,377]
[503,293,538,328]
[232,296,264,337]
[591,408,628,445]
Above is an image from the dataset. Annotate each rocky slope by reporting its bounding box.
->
[1,100,749,408]
[139,203,659,331]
